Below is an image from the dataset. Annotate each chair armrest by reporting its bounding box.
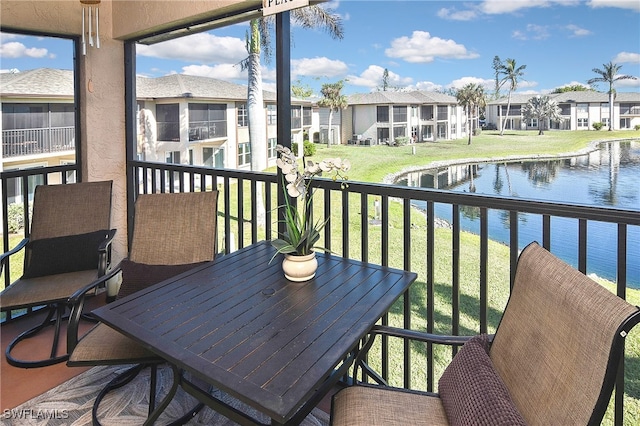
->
[354,326,494,386]
[0,237,28,275]
[371,325,479,346]
[97,229,117,277]
[67,263,122,353]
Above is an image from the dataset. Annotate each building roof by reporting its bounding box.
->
[347,90,457,105]
[1,68,307,103]
[488,90,640,105]
[0,68,74,98]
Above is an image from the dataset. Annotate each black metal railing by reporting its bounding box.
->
[2,127,75,158]
[2,162,639,424]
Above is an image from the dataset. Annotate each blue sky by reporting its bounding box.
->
[2,0,639,96]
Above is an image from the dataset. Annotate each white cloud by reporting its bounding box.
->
[512,24,550,40]
[181,63,246,81]
[613,52,640,63]
[385,31,479,64]
[437,7,480,21]
[565,24,592,37]
[587,0,640,11]
[137,33,246,64]
[291,57,348,78]
[0,41,48,58]
[480,0,581,15]
[413,81,443,92]
[447,77,494,90]
[346,65,412,90]
[617,78,640,88]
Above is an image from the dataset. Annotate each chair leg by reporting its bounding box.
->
[92,363,205,426]
[5,304,69,368]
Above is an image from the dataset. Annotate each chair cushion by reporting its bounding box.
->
[22,230,110,279]
[116,259,206,300]
[438,335,525,426]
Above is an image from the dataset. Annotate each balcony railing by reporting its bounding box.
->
[2,127,75,158]
[2,162,639,425]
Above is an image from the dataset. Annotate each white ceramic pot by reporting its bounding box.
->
[282,252,318,282]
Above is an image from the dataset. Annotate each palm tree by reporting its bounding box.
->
[455,83,486,145]
[587,62,637,131]
[242,6,343,171]
[522,95,564,135]
[495,57,526,136]
[317,80,348,147]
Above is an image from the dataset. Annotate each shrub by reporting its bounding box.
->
[592,122,604,131]
[7,203,25,233]
[635,124,640,131]
[292,140,316,157]
[394,136,410,146]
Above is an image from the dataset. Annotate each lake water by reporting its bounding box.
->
[396,140,640,288]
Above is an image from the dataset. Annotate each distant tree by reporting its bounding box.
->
[551,84,592,94]
[317,80,348,147]
[292,79,314,99]
[522,95,564,135]
[494,57,526,136]
[492,55,502,99]
[456,83,486,145]
[380,68,390,91]
[587,62,637,131]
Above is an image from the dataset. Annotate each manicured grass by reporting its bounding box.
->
[307,129,640,425]
[308,129,638,183]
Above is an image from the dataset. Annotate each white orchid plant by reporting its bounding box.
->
[271,144,350,259]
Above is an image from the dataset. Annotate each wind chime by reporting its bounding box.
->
[80,0,101,55]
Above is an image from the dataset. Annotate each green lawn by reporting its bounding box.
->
[303,129,640,425]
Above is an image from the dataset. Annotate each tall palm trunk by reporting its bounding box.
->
[500,91,512,136]
[247,20,266,225]
[608,91,614,131]
[327,109,333,147]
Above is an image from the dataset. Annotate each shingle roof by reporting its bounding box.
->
[347,90,457,105]
[0,68,286,102]
[488,91,640,105]
[0,68,74,97]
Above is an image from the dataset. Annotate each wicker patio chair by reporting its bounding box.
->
[331,242,640,426]
[0,181,115,368]
[67,191,218,425]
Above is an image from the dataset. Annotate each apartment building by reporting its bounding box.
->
[486,91,640,131]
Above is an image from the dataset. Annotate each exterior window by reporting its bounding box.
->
[393,126,406,138]
[156,104,180,141]
[602,118,610,127]
[268,138,277,159]
[203,147,224,168]
[393,106,407,122]
[238,142,251,166]
[577,103,588,113]
[166,151,180,163]
[291,107,302,129]
[577,118,588,127]
[303,107,312,126]
[237,103,248,127]
[559,103,571,115]
[377,127,389,144]
[601,102,610,114]
[437,123,447,139]
[377,106,389,123]
[421,125,433,140]
[620,118,630,129]
[528,118,538,128]
[421,105,434,120]
[189,103,227,141]
[437,105,448,119]
[267,104,277,125]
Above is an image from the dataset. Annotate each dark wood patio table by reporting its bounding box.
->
[92,241,417,425]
